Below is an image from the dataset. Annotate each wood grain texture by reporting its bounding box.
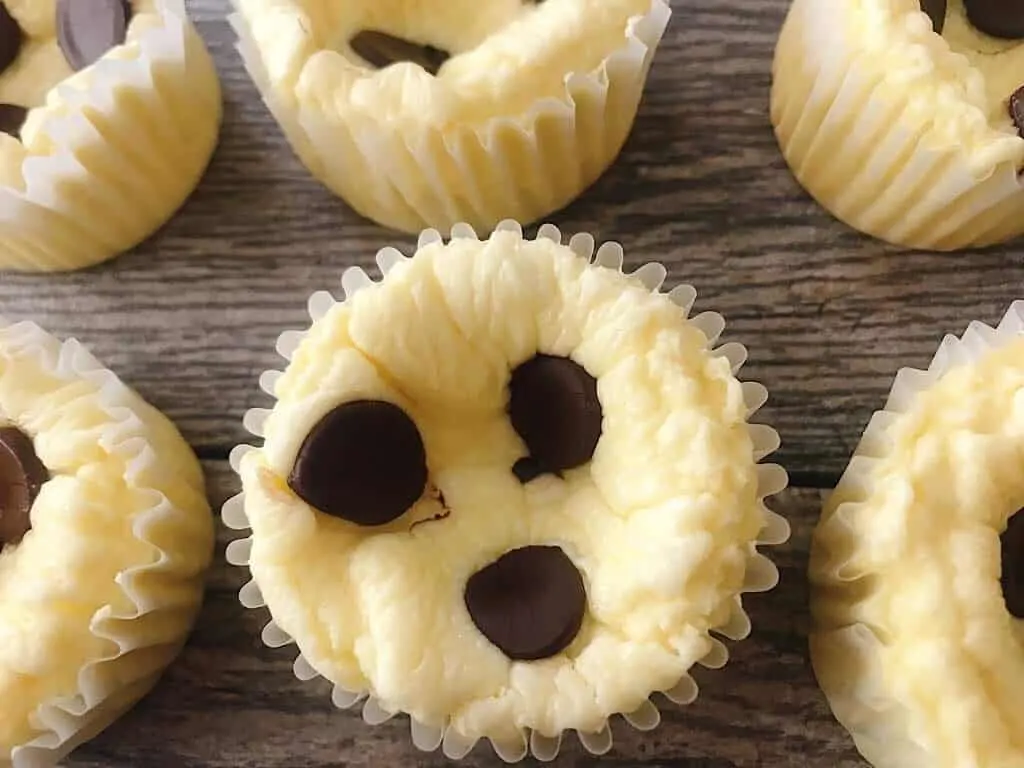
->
[0,0,1019,481]
[62,462,865,768]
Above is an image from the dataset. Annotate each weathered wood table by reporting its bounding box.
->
[9,0,1017,765]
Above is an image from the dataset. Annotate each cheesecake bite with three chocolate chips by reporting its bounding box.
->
[810,301,1024,768]
[230,0,671,234]
[0,0,220,272]
[0,318,213,767]
[225,222,789,761]
[771,0,1024,250]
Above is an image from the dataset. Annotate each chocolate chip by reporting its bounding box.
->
[919,0,947,33]
[0,104,27,138]
[508,355,602,474]
[512,456,546,484]
[1010,86,1024,139]
[288,400,427,527]
[56,0,132,72]
[0,426,49,548]
[964,0,1024,39]
[465,545,586,661]
[1001,509,1024,618]
[349,30,450,76]
[0,4,22,75]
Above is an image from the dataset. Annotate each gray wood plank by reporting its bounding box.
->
[62,462,864,768]
[1,0,1020,484]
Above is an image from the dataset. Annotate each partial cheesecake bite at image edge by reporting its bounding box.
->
[0,0,221,273]
[771,0,1024,251]
[0,317,214,768]
[810,300,1024,768]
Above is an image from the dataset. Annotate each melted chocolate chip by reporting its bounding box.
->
[919,0,948,33]
[56,0,132,72]
[964,0,1024,39]
[1001,509,1024,618]
[288,400,427,527]
[0,4,22,75]
[0,426,49,548]
[349,30,450,76]
[0,103,27,138]
[465,545,586,661]
[409,508,451,532]
[508,355,602,475]
[1010,86,1024,139]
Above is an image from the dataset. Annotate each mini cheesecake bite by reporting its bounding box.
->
[811,303,1024,768]
[0,0,220,272]
[226,222,789,761]
[0,318,213,767]
[231,0,671,233]
[771,0,1024,250]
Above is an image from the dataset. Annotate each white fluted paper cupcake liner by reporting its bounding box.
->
[770,0,1024,250]
[229,1,670,234]
[0,0,221,272]
[0,319,212,767]
[809,301,1024,768]
[223,220,790,762]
